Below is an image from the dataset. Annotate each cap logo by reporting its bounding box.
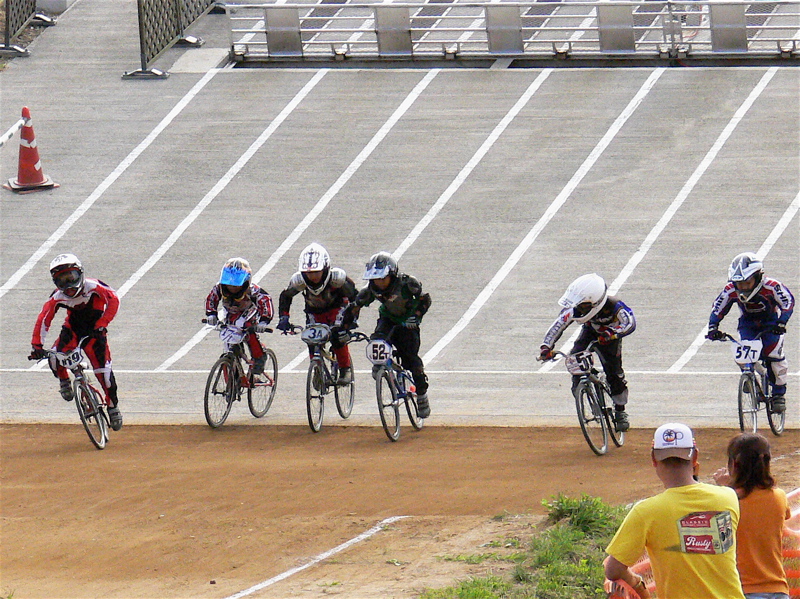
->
[662,428,684,445]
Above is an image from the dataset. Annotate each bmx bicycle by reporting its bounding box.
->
[202,315,278,428]
[29,336,111,450]
[366,329,425,442]
[541,341,624,456]
[293,323,369,432]
[713,331,784,436]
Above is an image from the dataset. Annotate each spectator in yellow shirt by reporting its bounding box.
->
[605,423,745,599]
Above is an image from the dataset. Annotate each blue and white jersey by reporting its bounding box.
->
[542,297,636,349]
[709,278,794,328]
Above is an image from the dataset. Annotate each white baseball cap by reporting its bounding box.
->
[653,423,696,461]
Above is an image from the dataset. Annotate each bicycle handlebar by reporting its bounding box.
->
[201,318,272,334]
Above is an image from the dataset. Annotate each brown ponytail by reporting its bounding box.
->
[727,432,775,498]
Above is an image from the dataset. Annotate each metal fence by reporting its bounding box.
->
[224,0,800,61]
[125,0,217,78]
[1,0,37,56]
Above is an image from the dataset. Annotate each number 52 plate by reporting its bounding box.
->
[366,339,393,365]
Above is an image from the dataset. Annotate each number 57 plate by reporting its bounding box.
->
[731,339,762,365]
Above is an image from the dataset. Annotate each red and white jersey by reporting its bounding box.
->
[205,283,274,324]
[32,279,120,347]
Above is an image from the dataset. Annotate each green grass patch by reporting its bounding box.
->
[419,494,628,599]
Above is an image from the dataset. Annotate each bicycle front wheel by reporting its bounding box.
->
[377,368,400,441]
[575,382,608,456]
[306,359,325,432]
[767,397,785,436]
[738,373,758,433]
[249,349,278,418]
[76,382,107,450]
[204,357,235,428]
[334,371,355,419]
[597,384,623,448]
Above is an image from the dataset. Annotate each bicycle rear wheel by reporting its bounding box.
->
[249,349,278,418]
[597,384,623,448]
[402,371,424,431]
[334,364,355,419]
[376,368,400,441]
[76,382,107,450]
[306,359,325,432]
[204,357,235,428]
[737,373,758,433]
[767,397,785,436]
[575,382,608,456]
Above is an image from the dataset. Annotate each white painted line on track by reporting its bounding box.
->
[541,66,780,374]
[116,70,329,300]
[25,71,329,374]
[281,68,552,373]
[4,367,799,376]
[221,516,407,599]
[0,69,220,301]
[669,185,799,372]
[425,68,665,365]
[395,69,552,260]
[165,70,440,373]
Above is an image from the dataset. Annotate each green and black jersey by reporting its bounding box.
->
[355,274,431,325]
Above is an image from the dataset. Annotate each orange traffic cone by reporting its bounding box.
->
[3,107,59,194]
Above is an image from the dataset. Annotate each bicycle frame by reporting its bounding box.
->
[300,322,367,432]
[718,332,784,436]
[203,315,278,428]
[366,329,424,442]
[547,341,623,456]
[33,336,109,449]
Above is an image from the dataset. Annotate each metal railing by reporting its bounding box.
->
[224,0,800,61]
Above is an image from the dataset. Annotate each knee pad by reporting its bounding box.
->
[771,358,788,387]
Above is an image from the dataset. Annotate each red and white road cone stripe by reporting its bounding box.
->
[3,106,59,194]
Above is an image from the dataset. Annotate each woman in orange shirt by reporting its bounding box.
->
[714,432,791,599]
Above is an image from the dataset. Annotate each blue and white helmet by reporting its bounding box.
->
[220,257,252,301]
[558,273,608,324]
[728,252,764,302]
[299,243,331,295]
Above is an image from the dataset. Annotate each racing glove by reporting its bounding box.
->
[539,345,554,361]
[706,327,724,341]
[276,315,291,332]
[334,327,351,344]
[598,333,616,345]
[255,321,270,334]
[30,344,47,360]
[93,326,107,336]
[769,323,787,335]
[205,314,219,327]
[403,315,420,329]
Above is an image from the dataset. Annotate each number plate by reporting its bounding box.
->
[58,348,83,369]
[731,339,762,365]
[219,326,247,345]
[366,339,393,365]
[301,323,330,346]
[565,351,593,375]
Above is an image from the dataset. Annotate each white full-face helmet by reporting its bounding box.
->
[558,273,608,324]
[50,253,84,297]
[298,243,331,295]
[728,252,764,302]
